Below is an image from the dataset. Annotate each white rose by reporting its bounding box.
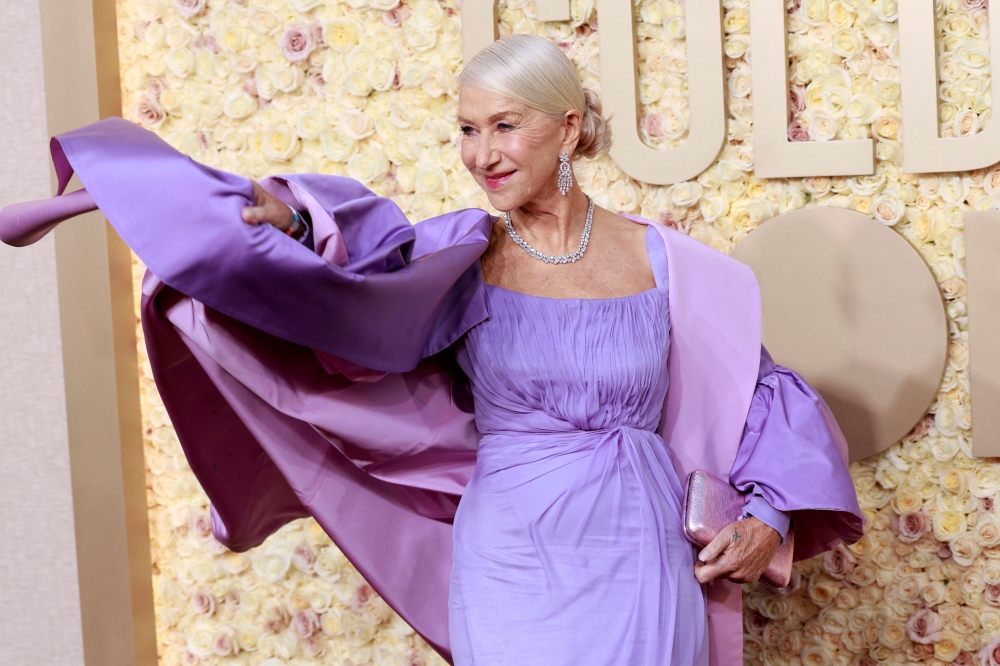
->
[253,544,292,582]
[346,151,390,184]
[271,66,304,94]
[667,181,703,208]
[254,65,277,101]
[832,27,863,59]
[727,65,752,98]
[660,108,687,140]
[344,72,372,97]
[297,110,326,140]
[700,195,728,222]
[955,43,991,74]
[415,165,448,197]
[320,129,355,162]
[871,193,904,226]
[799,0,828,26]
[223,91,257,120]
[953,109,981,138]
[807,110,838,141]
[845,94,879,124]
[166,47,194,78]
[370,60,396,92]
[748,199,774,223]
[339,109,375,140]
[323,19,361,53]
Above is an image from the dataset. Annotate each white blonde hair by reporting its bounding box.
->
[458,34,612,159]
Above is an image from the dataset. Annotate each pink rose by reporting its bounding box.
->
[953,650,974,665]
[896,511,927,543]
[788,119,809,142]
[789,85,806,114]
[302,635,326,658]
[906,608,943,644]
[280,24,315,63]
[822,544,858,579]
[190,588,216,616]
[146,77,166,99]
[642,114,664,139]
[212,628,235,657]
[383,6,411,26]
[744,611,768,634]
[938,545,953,559]
[982,498,995,512]
[192,512,212,538]
[173,0,206,19]
[963,0,987,9]
[352,583,374,612]
[292,609,320,637]
[307,70,325,96]
[292,541,316,571]
[133,97,166,128]
[980,638,1000,666]
[986,585,1000,606]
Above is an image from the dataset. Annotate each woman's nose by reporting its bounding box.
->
[476,135,499,170]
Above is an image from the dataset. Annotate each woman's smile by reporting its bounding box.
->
[483,170,516,189]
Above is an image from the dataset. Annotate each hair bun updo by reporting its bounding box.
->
[576,87,612,160]
[458,34,614,161]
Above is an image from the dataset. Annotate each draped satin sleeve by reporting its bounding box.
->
[1,117,864,665]
[730,347,864,560]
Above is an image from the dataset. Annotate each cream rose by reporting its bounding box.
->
[346,152,389,184]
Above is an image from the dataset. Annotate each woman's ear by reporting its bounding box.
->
[561,109,583,154]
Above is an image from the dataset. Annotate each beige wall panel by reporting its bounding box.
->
[0,2,86,665]
[462,0,499,63]
[37,0,157,661]
[535,0,570,23]
[1,0,155,664]
[749,0,874,178]
[898,0,1000,173]
[732,208,949,461]
[597,0,727,185]
[965,212,1000,457]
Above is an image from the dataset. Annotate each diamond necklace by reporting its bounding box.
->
[504,196,594,265]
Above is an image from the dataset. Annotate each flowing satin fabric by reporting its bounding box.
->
[0,118,863,665]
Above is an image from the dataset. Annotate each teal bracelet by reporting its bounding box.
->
[285,206,305,239]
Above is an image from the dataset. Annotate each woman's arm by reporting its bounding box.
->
[242,180,310,243]
[694,346,862,584]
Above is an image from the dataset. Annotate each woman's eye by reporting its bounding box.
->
[459,125,475,135]
[497,123,514,131]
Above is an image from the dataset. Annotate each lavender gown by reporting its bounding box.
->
[0,118,864,666]
[449,236,708,665]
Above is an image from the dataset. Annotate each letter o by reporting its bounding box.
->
[731,208,949,461]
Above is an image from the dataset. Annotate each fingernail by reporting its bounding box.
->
[698,551,708,562]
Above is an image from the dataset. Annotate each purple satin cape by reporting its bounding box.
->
[0,118,863,665]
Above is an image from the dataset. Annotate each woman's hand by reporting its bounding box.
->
[242,181,295,232]
[693,516,782,584]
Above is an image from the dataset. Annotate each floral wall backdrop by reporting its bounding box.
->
[120,0,995,663]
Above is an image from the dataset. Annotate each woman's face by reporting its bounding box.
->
[457,86,579,212]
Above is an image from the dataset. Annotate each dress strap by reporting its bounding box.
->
[645,224,670,294]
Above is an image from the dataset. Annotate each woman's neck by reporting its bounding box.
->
[507,187,591,254]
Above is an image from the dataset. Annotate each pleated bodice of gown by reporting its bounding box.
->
[448,227,708,666]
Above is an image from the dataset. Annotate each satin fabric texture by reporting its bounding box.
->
[0,117,864,665]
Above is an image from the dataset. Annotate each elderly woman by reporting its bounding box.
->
[2,34,860,666]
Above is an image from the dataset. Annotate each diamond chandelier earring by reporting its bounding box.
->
[557,152,573,195]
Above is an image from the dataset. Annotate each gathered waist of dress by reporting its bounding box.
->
[478,420,659,438]
[476,422,664,454]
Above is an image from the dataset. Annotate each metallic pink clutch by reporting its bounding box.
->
[682,469,794,589]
